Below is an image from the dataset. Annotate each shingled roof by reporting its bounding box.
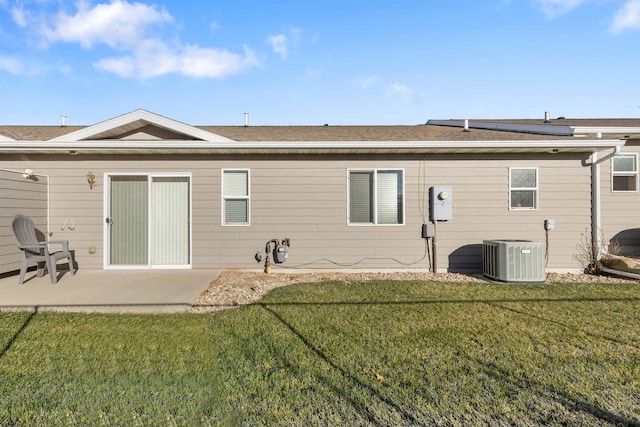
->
[0,123,617,142]
[2,115,640,142]
[0,110,632,155]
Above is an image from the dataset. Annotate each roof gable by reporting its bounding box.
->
[49,109,234,142]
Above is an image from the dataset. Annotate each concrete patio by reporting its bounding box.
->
[0,268,220,314]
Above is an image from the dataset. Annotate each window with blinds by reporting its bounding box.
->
[223,169,250,225]
[348,169,404,225]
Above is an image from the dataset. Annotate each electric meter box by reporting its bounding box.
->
[429,186,453,221]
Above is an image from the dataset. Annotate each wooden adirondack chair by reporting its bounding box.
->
[11,214,76,284]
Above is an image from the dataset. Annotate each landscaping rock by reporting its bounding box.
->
[188,270,636,313]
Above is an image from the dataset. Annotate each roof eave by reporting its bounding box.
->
[0,139,623,155]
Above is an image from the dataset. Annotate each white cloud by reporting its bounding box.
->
[355,76,379,88]
[12,0,259,79]
[534,0,589,17]
[58,63,73,76]
[40,0,172,49]
[95,42,259,79]
[266,27,302,59]
[266,33,288,59]
[11,6,27,27]
[0,56,51,76]
[532,0,640,32]
[94,55,135,78]
[387,82,413,99]
[0,56,23,74]
[612,0,640,32]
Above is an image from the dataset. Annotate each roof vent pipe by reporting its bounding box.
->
[597,132,602,139]
[463,119,470,132]
[244,112,249,127]
[544,111,551,123]
[61,115,67,127]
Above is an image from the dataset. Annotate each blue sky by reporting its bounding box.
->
[1,0,640,125]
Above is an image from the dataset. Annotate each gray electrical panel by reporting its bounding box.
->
[429,186,452,221]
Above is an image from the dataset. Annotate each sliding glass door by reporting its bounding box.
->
[107,174,190,268]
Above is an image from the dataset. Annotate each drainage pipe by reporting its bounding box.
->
[589,145,622,260]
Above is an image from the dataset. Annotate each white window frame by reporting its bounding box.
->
[611,153,638,192]
[347,168,405,226]
[222,169,250,226]
[509,167,538,210]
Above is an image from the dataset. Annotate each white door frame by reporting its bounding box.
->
[103,172,192,269]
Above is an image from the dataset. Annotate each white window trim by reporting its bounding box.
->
[222,169,250,226]
[611,153,639,193]
[509,167,539,211]
[347,168,405,226]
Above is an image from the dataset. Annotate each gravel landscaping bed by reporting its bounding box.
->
[188,270,637,313]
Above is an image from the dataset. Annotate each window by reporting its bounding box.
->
[348,169,404,225]
[222,170,249,225]
[509,168,538,210]
[612,154,638,192]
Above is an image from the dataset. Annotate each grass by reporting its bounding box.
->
[0,279,639,426]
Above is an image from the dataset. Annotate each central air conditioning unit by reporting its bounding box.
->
[483,240,546,283]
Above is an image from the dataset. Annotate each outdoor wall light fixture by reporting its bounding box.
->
[86,171,96,189]
[22,169,35,180]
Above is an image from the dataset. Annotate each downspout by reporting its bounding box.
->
[588,144,622,261]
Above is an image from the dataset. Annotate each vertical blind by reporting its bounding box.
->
[110,176,149,265]
[152,177,189,265]
[223,170,249,224]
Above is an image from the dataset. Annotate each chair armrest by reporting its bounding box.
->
[18,243,48,255]
[18,243,47,250]
[46,240,70,252]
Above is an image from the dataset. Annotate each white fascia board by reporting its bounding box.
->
[0,139,623,154]
[49,109,234,142]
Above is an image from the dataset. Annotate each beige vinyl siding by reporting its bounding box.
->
[600,143,640,255]
[419,155,591,271]
[0,152,593,273]
[0,169,49,274]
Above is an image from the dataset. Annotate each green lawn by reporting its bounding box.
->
[1,279,639,426]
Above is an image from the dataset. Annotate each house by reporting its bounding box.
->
[1,109,639,276]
